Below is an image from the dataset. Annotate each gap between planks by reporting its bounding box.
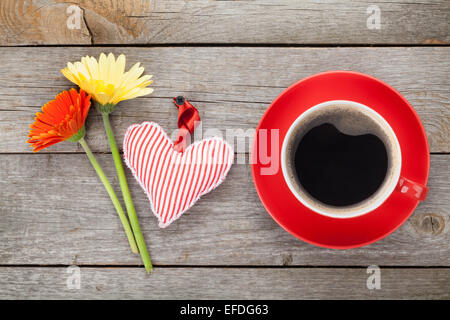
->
[1,264,450,269]
[0,44,450,48]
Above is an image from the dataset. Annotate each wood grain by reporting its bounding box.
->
[0,0,449,45]
[1,0,448,301]
[0,46,448,153]
[0,154,448,266]
[0,266,449,299]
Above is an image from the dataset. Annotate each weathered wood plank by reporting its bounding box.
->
[0,154,448,266]
[0,0,449,45]
[0,267,448,299]
[0,47,448,153]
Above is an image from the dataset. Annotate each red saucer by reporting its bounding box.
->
[251,71,430,249]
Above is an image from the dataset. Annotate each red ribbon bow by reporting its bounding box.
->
[173,96,201,152]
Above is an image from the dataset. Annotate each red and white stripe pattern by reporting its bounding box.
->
[123,122,233,228]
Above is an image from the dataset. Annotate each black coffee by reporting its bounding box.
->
[294,123,388,206]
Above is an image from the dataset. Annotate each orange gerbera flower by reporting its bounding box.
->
[26,88,141,260]
[27,89,91,152]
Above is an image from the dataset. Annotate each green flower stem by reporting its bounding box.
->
[101,112,153,274]
[78,137,139,254]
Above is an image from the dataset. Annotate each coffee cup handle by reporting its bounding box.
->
[395,177,429,201]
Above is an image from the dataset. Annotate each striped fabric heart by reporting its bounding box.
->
[123,122,233,228]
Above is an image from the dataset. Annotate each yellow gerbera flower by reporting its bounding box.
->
[62,53,153,107]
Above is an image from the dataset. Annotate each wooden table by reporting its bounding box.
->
[0,0,449,299]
